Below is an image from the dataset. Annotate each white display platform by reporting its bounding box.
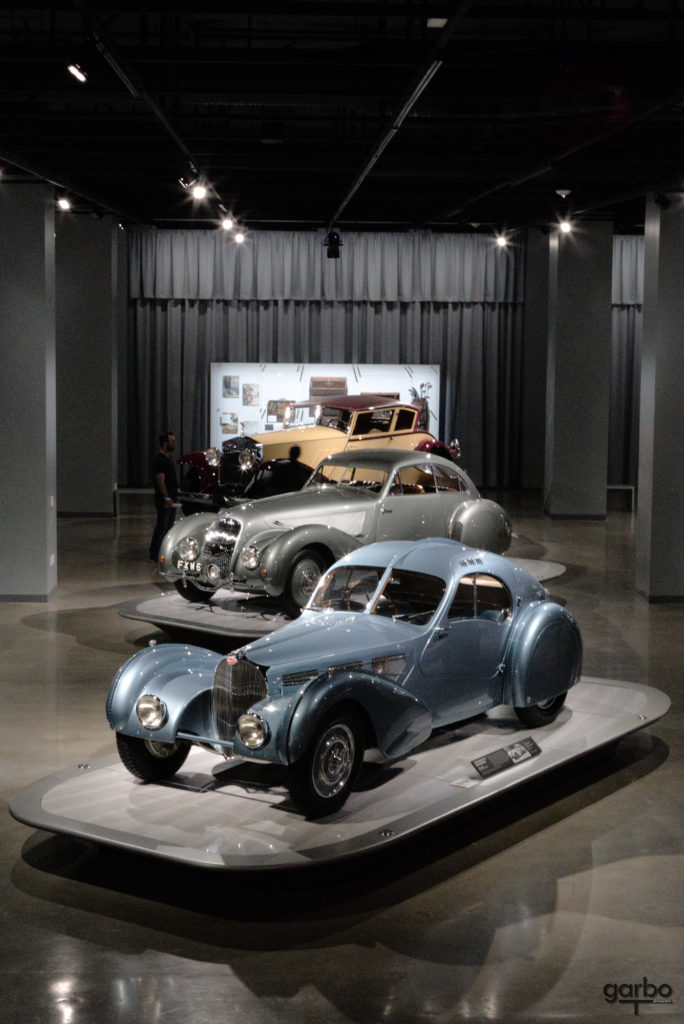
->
[10,678,668,871]
[118,558,567,639]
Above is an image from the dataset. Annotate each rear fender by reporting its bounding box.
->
[286,670,432,765]
[105,643,223,743]
[259,525,361,595]
[502,603,582,708]
[449,498,512,554]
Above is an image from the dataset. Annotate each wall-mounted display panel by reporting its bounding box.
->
[209,363,440,448]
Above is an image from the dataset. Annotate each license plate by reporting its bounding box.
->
[177,560,200,573]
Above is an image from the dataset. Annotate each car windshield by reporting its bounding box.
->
[314,405,352,432]
[311,565,446,623]
[305,462,388,493]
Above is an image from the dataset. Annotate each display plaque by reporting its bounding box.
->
[471,736,542,779]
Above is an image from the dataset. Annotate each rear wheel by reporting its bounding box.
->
[174,578,213,602]
[514,692,567,727]
[116,733,191,781]
[282,549,326,617]
[288,709,364,818]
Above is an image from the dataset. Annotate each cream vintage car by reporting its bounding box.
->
[177,394,461,511]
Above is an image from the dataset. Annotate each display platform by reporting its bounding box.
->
[118,557,567,639]
[10,677,668,871]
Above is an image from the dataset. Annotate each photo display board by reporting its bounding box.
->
[209,363,441,447]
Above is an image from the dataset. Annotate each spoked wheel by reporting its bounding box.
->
[116,733,191,782]
[514,692,567,727]
[174,578,213,602]
[282,549,326,617]
[288,709,364,818]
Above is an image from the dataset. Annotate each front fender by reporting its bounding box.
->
[259,525,361,595]
[106,643,223,743]
[286,670,433,765]
[158,511,216,579]
[449,498,512,554]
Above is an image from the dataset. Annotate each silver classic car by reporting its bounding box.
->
[109,539,582,818]
[160,449,512,615]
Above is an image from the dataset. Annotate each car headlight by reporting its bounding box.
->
[240,545,260,570]
[238,448,257,471]
[179,537,199,560]
[206,563,222,583]
[205,447,221,467]
[136,694,167,730]
[237,713,268,749]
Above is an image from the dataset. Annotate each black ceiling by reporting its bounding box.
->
[2,2,684,233]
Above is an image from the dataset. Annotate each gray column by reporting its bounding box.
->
[544,221,613,517]
[56,216,123,515]
[0,184,57,601]
[636,197,684,601]
[519,228,550,489]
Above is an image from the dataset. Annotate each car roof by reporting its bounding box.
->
[291,394,418,412]
[337,538,537,592]
[316,448,458,472]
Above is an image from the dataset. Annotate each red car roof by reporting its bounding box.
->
[291,394,419,411]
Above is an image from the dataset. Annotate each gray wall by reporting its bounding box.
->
[0,184,58,600]
[56,216,122,515]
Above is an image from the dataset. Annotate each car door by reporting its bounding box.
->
[416,572,513,725]
[375,464,448,543]
[344,409,395,452]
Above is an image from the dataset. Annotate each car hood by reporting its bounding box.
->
[250,424,345,448]
[228,485,375,532]
[243,610,418,676]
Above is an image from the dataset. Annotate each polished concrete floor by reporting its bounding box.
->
[1,493,681,1023]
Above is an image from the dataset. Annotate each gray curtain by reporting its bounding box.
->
[127,230,524,489]
[610,235,643,486]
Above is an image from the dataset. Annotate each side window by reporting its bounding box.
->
[394,464,436,495]
[394,408,417,432]
[432,464,468,492]
[448,574,511,621]
[351,409,392,436]
[448,574,476,619]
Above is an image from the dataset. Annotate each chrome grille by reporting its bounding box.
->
[201,516,241,573]
[212,656,268,745]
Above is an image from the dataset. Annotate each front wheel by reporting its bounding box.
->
[514,692,567,728]
[174,578,213,603]
[116,733,191,781]
[282,548,326,617]
[288,709,364,818]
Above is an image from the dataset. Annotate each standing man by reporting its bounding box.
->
[149,431,178,561]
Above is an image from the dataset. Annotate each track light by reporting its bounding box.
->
[555,188,571,199]
[67,63,87,84]
[221,215,234,231]
[57,197,71,211]
[178,162,199,189]
[325,230,342,258]
[559,219,572,234]
[495,234,508,248]
[235,231,245,244]
[192,183,207,200]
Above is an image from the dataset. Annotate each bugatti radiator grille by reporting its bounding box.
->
[212,657,268,746]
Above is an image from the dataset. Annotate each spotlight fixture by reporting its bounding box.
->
[221,215,234,231]
[178,161,200,189]
[67,63,87,83]
[495,234,508,248]
[192,183,207,200]
[57,197,71,211]
[235,231,245,244]
[654,192,671,210]
[325,229,342,258]
[559,220,572,234]
[555,188,571,199]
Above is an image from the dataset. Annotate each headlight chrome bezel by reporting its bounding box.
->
[238,448,257,472]
[240,544,261,570]
[237,713,268,749]
[179,537,199,561]
[205,447,221,467]
[136,693,167,730]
